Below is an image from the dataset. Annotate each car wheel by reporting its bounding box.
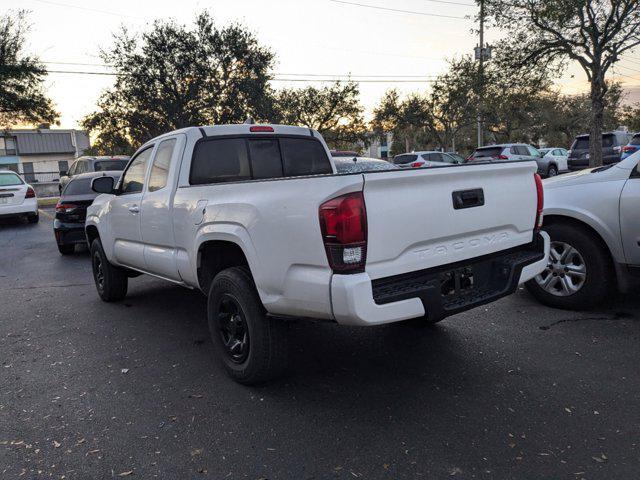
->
[57,244,75,255]
[207,266,288,385]
[525,222,614,310]
[27,213,39,224]
[547,165,558,177]
[90,238,128,302]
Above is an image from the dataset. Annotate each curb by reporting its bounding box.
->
[37,197,59,207]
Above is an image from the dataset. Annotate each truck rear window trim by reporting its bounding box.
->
[189,134,332,186]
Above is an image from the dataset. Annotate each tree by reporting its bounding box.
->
[620,102,640,132]
[83,12,275,153]
[272,81,366,150]
[0,10,58,127]
[484,0,640,167]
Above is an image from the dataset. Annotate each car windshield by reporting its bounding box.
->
[94,160,128,171]
[334,159,398,173]
[0,172,23,186]
[472,147,502,158]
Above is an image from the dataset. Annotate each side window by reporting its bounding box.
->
[121,147,153,194]
[602,135,614,148]
[77,161,87,174]
[517,146,530,156]
[442,154,455,164]
[431,153,444,162]
[510,146,518,155]
[248,139,283,179]
[280,138,332,176]
[190,138,250,185]
[148,139,176,192]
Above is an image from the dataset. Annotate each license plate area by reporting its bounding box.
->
[440,267,474,296]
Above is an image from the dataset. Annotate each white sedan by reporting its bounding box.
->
[0,171,39,223]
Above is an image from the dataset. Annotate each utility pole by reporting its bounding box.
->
[476,0,484,148]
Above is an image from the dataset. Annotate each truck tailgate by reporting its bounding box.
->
[363,161,539,280]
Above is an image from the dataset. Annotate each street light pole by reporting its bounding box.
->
[477,0,484,148]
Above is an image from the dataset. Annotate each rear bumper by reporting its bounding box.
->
[53,220,87,245]
[331,232,549,326]
[0,198,38,217]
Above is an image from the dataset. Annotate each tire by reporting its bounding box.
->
[207,266,288,385]
[90,238,128,302]
[547,165,558,177]
[57,243,75,255]
[525,222,614,310]
[27,213,39,223]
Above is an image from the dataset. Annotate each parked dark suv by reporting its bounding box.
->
[567,131,633,171]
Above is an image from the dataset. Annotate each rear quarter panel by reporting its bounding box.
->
[172,173,363,319]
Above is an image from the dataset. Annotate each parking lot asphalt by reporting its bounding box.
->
[1,210,639,480]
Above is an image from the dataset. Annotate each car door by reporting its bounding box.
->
[140,136,183,280]
[602,134,616,165]
[110,146,154,270]
[620,160,640,265]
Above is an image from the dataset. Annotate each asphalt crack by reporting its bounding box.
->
[539,311,637,330]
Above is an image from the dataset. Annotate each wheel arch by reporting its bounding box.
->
[196,239,256,296]
[543,214,623,288]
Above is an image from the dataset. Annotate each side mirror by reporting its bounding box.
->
[92,176,115,194]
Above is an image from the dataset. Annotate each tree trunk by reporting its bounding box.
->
[405,132,410,153]
[589,74,605,168]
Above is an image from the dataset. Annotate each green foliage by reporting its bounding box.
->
[82,12,276,154]
[272,81,366,150]
[0,10,58,127]
[620,103,640,133]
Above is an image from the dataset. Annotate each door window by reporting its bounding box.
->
[148,139,176,192]
[430,153,444,162]
[120,147,153,194]
[190,138,250,185]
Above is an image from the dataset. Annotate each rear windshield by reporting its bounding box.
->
[572,134,615,150]
[94,160,129,171]
[0,172,23,186]
[63,175,120,196]
[190,136,332,185]
[392,154,418,164]
[630,134,640,146]
[472,147,502,158]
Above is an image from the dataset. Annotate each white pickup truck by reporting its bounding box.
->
[86,124,549,384]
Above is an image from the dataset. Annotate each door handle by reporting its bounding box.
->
[128,205,140,214]
[452,188,485,210]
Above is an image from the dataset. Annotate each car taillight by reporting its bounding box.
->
[410,162,423,168]
[319,192,367,273]
[534,173,544,230]
[55,203,78,213]
[622,146,636,152]
[249,125,274,132]
[25,187,36,198]
[496,154,509,160]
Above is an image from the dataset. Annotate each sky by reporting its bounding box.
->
[7,0,640,129]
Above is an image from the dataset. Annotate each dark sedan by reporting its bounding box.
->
[54,171,121,255]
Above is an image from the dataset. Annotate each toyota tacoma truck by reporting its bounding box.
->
[86,123,549,384]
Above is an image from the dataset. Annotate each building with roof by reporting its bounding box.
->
[0,128,90,182]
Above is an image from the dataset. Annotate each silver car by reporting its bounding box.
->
[526,153,640,309]
[391,151,465,168]
[538,148,569,177]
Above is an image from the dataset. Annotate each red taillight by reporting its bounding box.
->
[319,192,367,273]
[496,154,509,160]
[410,162,424,168]
[25,187,36,198]
[534,173,544,230]
[622,146,636,152]
[249,125,274,132]
[55,203,78,213]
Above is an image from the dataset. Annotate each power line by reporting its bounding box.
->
[27,0,144,20]
[42,69,436,83]
[328,0,469,20]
